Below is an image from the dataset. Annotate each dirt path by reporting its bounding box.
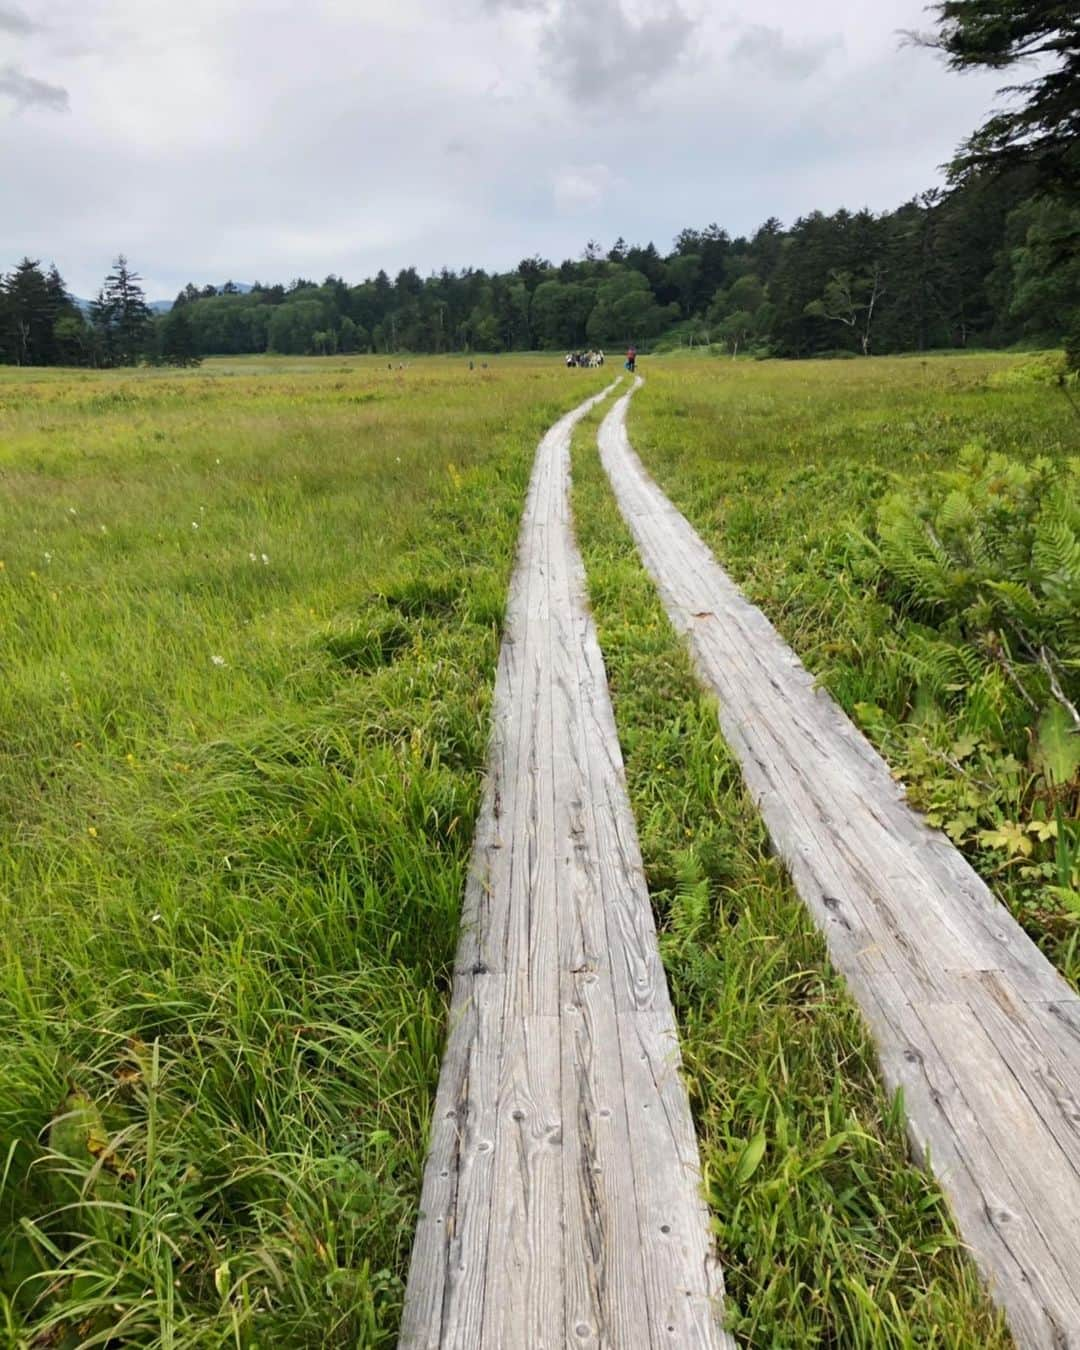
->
[400,385,732,1348]
[598,377,1080,1350]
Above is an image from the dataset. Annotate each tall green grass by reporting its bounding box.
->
[0,356,607,1346]
[570,406,1011,1348]
[626,354,1080,984]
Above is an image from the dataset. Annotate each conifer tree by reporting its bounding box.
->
[4,259,52,365]
[92,255,151,366]
[922,2,1080,196]
[159,305,201,366]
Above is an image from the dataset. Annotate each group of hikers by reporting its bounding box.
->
[565,346,637,371]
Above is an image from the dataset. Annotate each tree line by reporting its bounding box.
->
[1,169,1075,368]
[3,2,1075,368]
[0,256,200,368]
[154,171,1079,360]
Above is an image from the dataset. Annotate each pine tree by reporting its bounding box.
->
[93,255,151,366]
[920,2,1080,197]
[4,259,52,365]
[89,286,115,366]
[160,306,201,366]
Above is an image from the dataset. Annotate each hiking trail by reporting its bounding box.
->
[400,384,732,1349]
[597,377,1080,1350]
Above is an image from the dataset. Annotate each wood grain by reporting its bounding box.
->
[401,385,732,1347]
[597,378,1080,1349]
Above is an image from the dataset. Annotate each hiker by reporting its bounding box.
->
[566,352,574,368]
[626,346,636,373]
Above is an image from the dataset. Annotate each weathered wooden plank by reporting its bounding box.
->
[577,604,674,1016]
[921,1001,1080,1271]
[400,972,505,1350]
[618,1011,732,1346]
[480,1015,564,1348]
[597,379,1080,1348]
[403,382,729,1347]
[560,965,653,1348]
[858,971,1080,1350]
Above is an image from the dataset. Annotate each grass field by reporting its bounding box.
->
[570,404,1010,1347]
[0,356,607,1345]
[628,354,1080,987]
[0,350,1073,1346]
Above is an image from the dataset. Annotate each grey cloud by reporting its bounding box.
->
[0,6,37,34]
[731,24,842,81]
[0,0,1007,300]
[0,64,69,110]
[540,0,696,105]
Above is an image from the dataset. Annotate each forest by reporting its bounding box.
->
[2,166,1078,367]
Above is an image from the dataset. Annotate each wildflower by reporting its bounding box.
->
[249,552,257,562]
[68,507,77,516]
[191,521,199,530]
[125,753,135,765]
[88,826,98,837]
[100,524,108,534]
[261,553,269,565]
[150,913,162,923]
[211,654,226,667]
[43,552,52,563]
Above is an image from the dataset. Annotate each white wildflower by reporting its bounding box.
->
[191,521,199,530]
[211,654,226,667]
[99,524,108,534]
[43,552,52,563]
[68,507,77,516]
[150,912,162,923]
[260,553,269,565]
[249,552,257,562]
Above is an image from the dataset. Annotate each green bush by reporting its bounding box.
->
[863,447,1080,923]
[871,446,1079,719]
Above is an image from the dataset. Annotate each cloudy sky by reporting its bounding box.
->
[1,0,1007,299]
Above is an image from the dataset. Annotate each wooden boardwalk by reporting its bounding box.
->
[598,379,1080,1350]
[400,387,732,1349]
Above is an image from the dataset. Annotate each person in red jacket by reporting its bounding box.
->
[626,345,636,372]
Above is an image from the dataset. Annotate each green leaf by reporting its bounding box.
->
[48,1090,107,1163]
[735,1130,767,1185]
[1034,704,1080,787]
[978,821,1033,857]
[1047,886,1080,917]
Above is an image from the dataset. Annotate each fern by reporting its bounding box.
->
[1032,514,1080,597]
[869,452,1080,726]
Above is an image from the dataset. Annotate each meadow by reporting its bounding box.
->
[628,353,1080,987]
[0,356,607,1345]
[571,401,1010,1348]
[0,350,1074,1346]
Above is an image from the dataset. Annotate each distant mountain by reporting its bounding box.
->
[72,283,254,317]
[70,294,172,314]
